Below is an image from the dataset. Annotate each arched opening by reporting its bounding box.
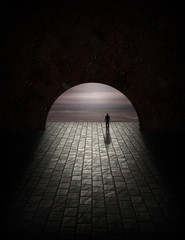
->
[46,83,139,125]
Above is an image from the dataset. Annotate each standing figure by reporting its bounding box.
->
[105,113,110,129]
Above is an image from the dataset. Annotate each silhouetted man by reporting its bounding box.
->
[105,113,110,129]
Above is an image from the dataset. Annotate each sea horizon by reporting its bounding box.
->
[47,109,138,122]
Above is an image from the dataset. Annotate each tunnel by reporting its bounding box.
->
[1,1,185,131]
[0,1,185,240]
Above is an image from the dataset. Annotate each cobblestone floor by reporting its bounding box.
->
[1,122,185,240]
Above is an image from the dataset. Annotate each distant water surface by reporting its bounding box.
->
[47,83,138,122]
[47,109,138,122]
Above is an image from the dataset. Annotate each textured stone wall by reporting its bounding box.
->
[1,1,185,131]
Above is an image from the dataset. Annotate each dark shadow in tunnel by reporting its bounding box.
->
[104,128,111,148]
[141,131,185,200]
[0,132,43,209]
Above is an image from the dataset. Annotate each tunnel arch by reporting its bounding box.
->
[45,82,139,126]
[41,78,148,131]
[1,1,184,131]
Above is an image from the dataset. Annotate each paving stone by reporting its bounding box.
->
[62,217,77,227]
[93,217,107,228]
[2,122,185,239]
[78,213,92,224]
[77,223,91,236]
[49,211,64,221]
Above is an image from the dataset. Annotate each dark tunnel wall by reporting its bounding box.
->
[1,0,185,131]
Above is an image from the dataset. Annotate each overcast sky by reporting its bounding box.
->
[47,83,138,122]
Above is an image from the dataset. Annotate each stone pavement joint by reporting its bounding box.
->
[1,122,184,240]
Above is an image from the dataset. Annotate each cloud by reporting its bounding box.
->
[67,83,119,93]
[54,91,131,107]
[48,83,138,121]
[61,91,124,99]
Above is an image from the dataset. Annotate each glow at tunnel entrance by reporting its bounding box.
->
[47,83,138,122]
